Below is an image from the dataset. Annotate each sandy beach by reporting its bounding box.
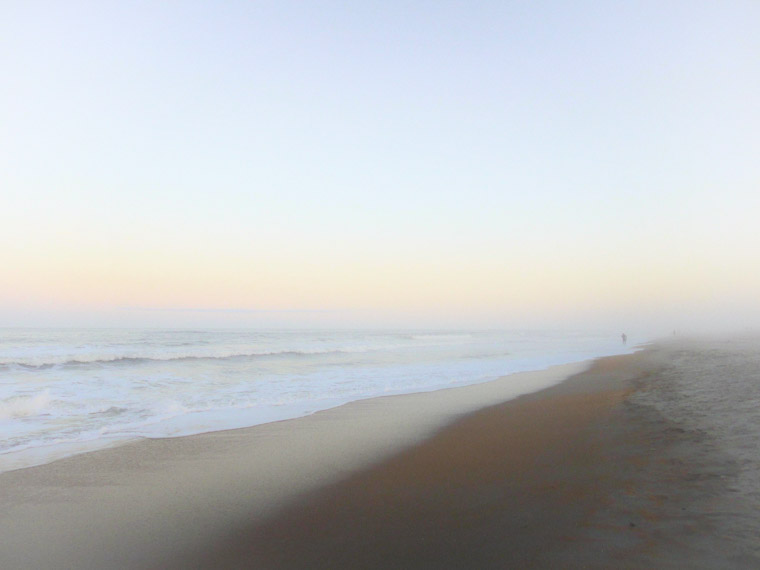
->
[2,338,759,569]
[5,1,758,567]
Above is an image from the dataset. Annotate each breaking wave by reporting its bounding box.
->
[0,348,362,370]
[0,391,51,420]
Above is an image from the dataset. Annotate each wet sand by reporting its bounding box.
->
[3,340,759,568]
[193,341,760,569]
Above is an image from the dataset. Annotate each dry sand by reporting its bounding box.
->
[2,339,758,569]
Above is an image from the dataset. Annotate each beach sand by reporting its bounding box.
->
[2,339,759,568]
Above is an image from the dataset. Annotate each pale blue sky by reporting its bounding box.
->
[2,1,759,332]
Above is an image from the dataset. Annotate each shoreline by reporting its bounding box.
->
[0,359,593,569]
[196,351,649,569]
[0,349,630,475]
[3,338,757,568]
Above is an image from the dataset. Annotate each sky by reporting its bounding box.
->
[2,1,759,333]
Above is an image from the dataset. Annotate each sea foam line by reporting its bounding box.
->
[0,348,368,369]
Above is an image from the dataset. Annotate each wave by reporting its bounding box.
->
[0,348,365,370]
[0,391,51,420]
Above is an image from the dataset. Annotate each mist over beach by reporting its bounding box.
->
[2,1,760,568]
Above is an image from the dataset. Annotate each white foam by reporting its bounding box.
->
[0,328,638,472]
[0,390,51,419]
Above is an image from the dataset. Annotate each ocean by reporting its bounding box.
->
[0,328,632,472]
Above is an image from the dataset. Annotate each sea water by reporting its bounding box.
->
[0,328,632,472]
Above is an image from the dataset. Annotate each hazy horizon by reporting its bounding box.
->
[3,1,759,336]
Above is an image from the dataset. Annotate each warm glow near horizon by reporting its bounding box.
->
[2,1,759,334]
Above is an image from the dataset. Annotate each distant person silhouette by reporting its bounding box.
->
[621,333,627,345]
